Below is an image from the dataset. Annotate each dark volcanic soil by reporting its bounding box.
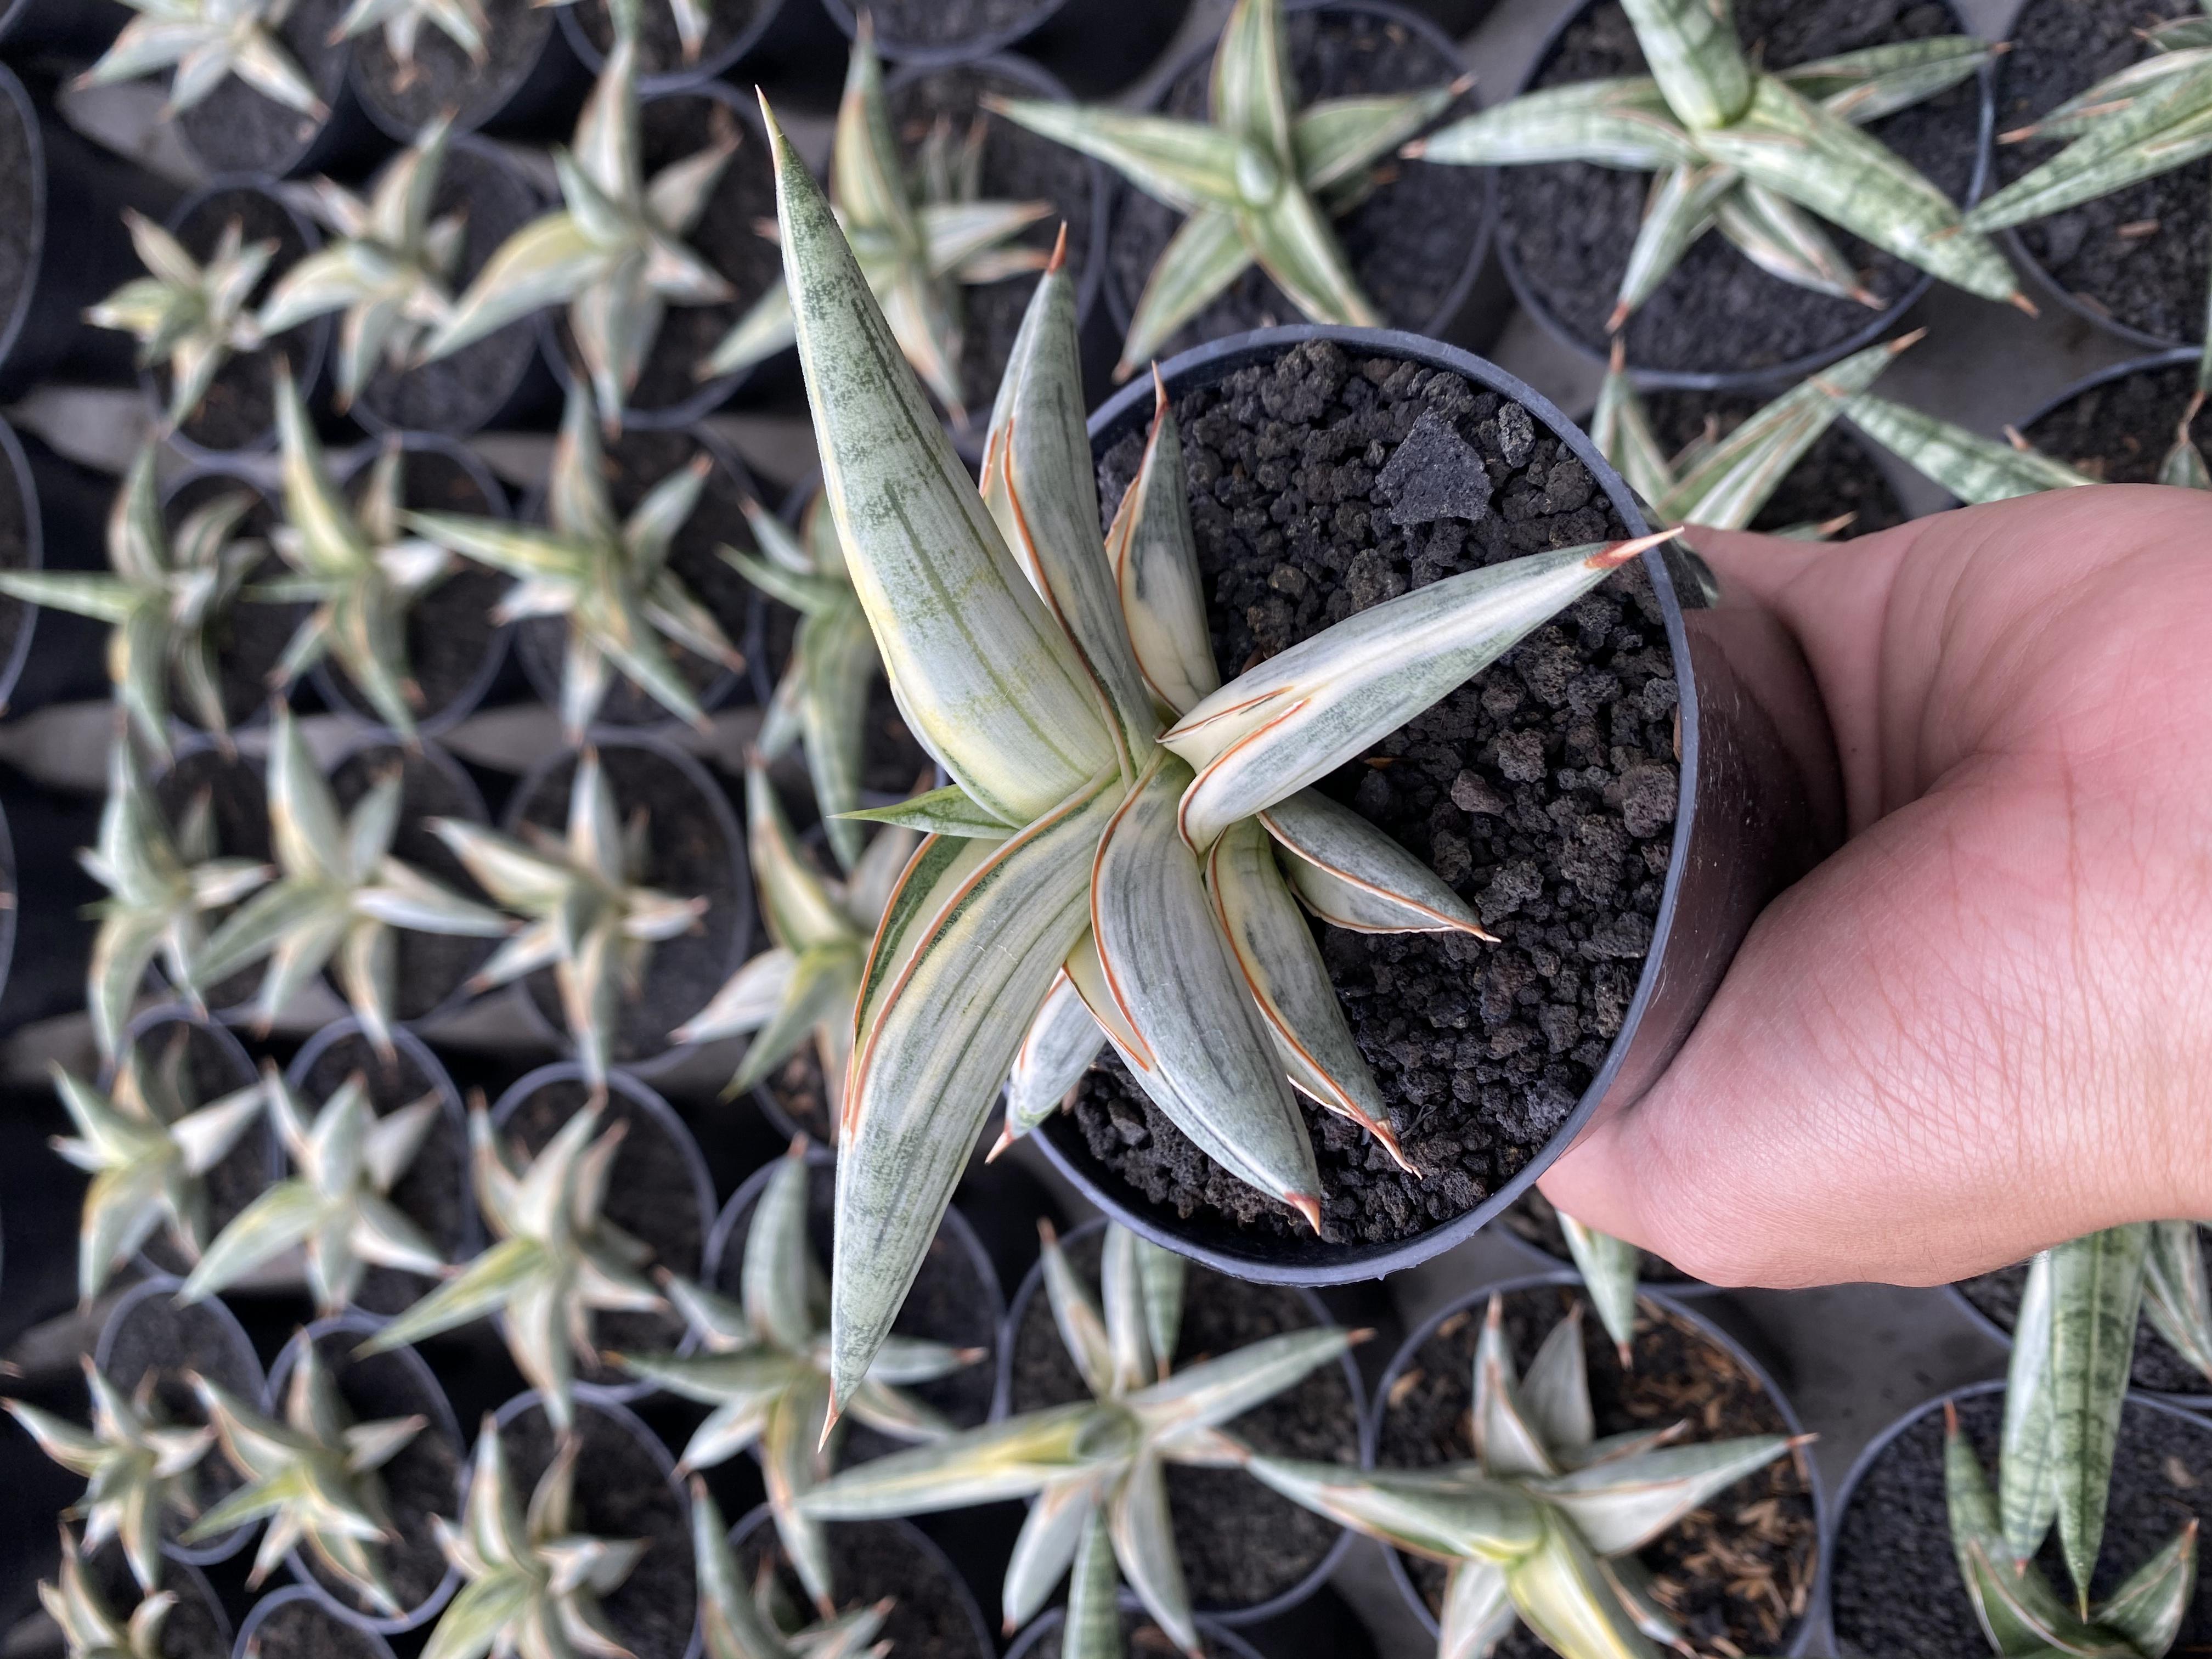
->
[2021,357,2212,484]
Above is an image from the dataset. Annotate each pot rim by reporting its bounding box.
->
[1494,0,1996,393]
[1003,1600,1269,1659]
[1040,319,1698,1286]
[1940,1274,2212,1413]
[230,1581,399,1658]
[261,1312,465,1633]
[726,1499,995,1659]
[816,0,1073,68]
[0,67,47,395]
[556,0,798,93]
[990,1214,1363,1623]
[348,10,568,140]
[1369,1269,1824,1659]
[0,414,46,719]
[93,1272,267,1567]
[1098,0,1494,362]
[2016,342,2204,443]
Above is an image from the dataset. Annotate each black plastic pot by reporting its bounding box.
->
[1005,1602,1268,1659]
[350,3,590,144]
[1373,1271,1824,1658]
[1099,0,1492,369]
[0,0,126,55]
[1496,0,1995,392]
[232,1583,399,1659]
[2011,346,2204,487]
[0,414,118,716]
[263,1316,465,1633]
[0,760,100,1034]
[729,1500,994,1659]
[172,18,385,182]
[558,0,848,97]
[1041,323,1842,1285]
[0,63,176,399]
[821,0,1189,98]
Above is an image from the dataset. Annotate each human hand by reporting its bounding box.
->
[1538,484,2212,1287]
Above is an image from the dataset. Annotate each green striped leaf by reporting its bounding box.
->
[1505,1509,1664,1659]
[1522,1307,1594,1455]
[1003,1480,1103,1635]
[1004,972,1105,1143]
[1065,1505,1124,1659]
[1527,1437,1791,1557]
[2097,1519,2198,1658]
[1412,79,1703,171]
[1620,0,1752,131]
[1837,392,2096,503]
[1612,162,1736,329]
[1119,207,1250,380]
[842,787,1015,840]
[2001,1249,2063,1566]
[1110,1452,1194,1655]
[2018,50,2212,144]
[2142,1221,2212,1384]
[1239,1457,1545,1564]
[1559,1216,1642,1362]
[800,1403,1106,1516]
[1295,84,1467,193]
[2049,1226,2151,1608]
[1781,36,1997,125]
[1970,69,2212,229]
[988,99,1245,216]
[1127,1327,1352,1438]
[1589,348,1675,507]
[1439,1561,1517,1659]
[1103,373,1220,719]
[1711,181,1876,307]
[1240,171,1380,328]
[1258,788,1489,935]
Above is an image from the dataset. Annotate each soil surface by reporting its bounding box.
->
[1108,8,1480,365]
[242,1597,387,1659]
[276,1328,461,1620]
[1831,1390,2212,1656]
[1954,1232,2212,1398]
[1019,1615,1240,1659]
[290,1024,471,1319]
[865,0,1055,52]
[736,1516,987,1659]
[149,746,272,1016]
[883,63,1097,436]
[497,1076,703,1377]
[1006,1227,1358,1610]
[0,426,34,719]
[354,145,546,435]
[98,1293,257,1552]
[759,1049,832,1144]
[1375,1285,1817,1657]
[567,0,761,77]
[514,428,759,727]
[507,745,747,1063]
[124,1014,268,1281]
[84,1545,227,1659]
[2021,357,2212,484]
[1081,341,1677,1245]
[1499,1186,1693,1284]
[1641,388,1907,536]
[159,189,317,455]
[354,0,556,134]
[175,0,349,176]
[0,84,31,368]
[499,1400,696,1659]
[1504,0,1985,377]
[1997,0,2207,343]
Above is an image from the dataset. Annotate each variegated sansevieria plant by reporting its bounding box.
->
[1243,1294,1798,1659]
[692,1481,893,1659]
[765,89,1682,1416]
[80,0,325,120]
[705,21,1051,419]
[421,1415,645,1659]
[673,765,916,1109]
[0,444,261,755]
[1554,1215,1643,1368]
[258,120,465,413]
[4,1358,216,1592]
[178,1063,446,1314]
[1410,4,2023,330]
[616,1139,982,1612]
[190,705,512,1051]
[407,384,741,736]
[1988,1224,2212,1615]
[420,34,737,433]
[334,0,488,74]
[184,1347,428,1616]
[425,749,707,1092]
[48,1049,265,1304]
[992,0,1466,379]
[80,737,271,1063]
[40,1525,177,1659]
[1945,1396,2198,1658]
[88,212,276,431]
[258,364,456,734]
[803,1220,1351,1658]
[361,1100,664,1431]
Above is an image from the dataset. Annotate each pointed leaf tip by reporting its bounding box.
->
[1590,527,1683,568]
[1289,1193,1322,1233]
[1048,222,1068,274]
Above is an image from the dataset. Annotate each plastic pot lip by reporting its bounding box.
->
[1370,1269,1825,1659]
[0,66,46,397]
[2016,342,2203,434]
[556,0,793,93]
[151,175,333,464]
[1494,0,1994,394]
[1005,1600,1267,1659]
[94,1273,267,1567]
[1940,1275,2212,1414]
[1098,0,1493,359]
[487,1384,706,1659]
[727,1499,996,1659]
[817,0,1071,68]
[990,1214,1363,1623]
[0,412,52,719]
[261,1312,465,1634]
[349,14,565,143]
[232,1582,400,1657]
[155,1555,235,1655]
[1047,320,1696,1287]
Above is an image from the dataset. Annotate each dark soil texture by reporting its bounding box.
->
[0,415,32,711]
[507,744,748,1062]
[158,471,303,734]
[1082,341,1677,1245]
[1831,1390,2212,1656]
[550,89,781,419]
[353,145,546,435]
[290,1024,471,1319]
[499,1400,696,1659]
[1375,1286,1817,1657]
[354,0,555,135]
[123,1013,268,1280]
[884,63,1098,435]
[1006,1227,1359,1611]
[0,86,31,365]
[326,738,498,1026]
[158,189,318,455]
[736,1515,987,1659]
[1504,0,1985,377]
[149,746,272,1017]
[2022,358,2212,483]
[1019,1614,1240,1659]
[865,0,1055,52]
[85,1545,227,1659]
[175,0,349,176]
[98,1293,258,1552]
[567,0,761,77]
[1500,1185,1694,1284]
[323,447,508,727]
[1997,0,2207,343]
[710,1158,996,1462]
[497,1075,704,1378]
[1955,1234,2212,1398]
[242,1596,387,1659]
[759,1048,831,1144]
[515,428,759,726]
[276,1329,462,1620]
[1107,9,1480,363]
[1641,388,1906,536]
